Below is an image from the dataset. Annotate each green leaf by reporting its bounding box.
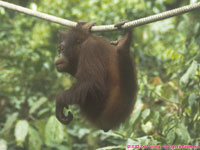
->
[129,109,141,125]
[37,108,50,117]
[180,60,198,86]
[29,97,47,114]
[176,123,191,143]
[77,128,90,139]
[126,138,138,145]
[188,93,197,107]
[1,113,18,136]
[141,121,153,134]
[14,120,29,146]
[28,127,42,150]
[96,145,125,150]
[0,139,7,150]
[142,109,151,120]
[136,136,149,145]
[45,116,65,147]
[153,111,160,125]
[166,129,175,144]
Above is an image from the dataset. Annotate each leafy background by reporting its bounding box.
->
[0,0,200,150]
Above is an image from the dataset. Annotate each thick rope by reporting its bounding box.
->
[0,1,200,32]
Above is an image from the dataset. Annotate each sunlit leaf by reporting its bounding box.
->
[141,121,153,134]
[0,139,7,150]
[45,116,65,147]
[14,120,29,146]
[29,97,47,114]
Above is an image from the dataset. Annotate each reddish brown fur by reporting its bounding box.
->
[55,22,137,131]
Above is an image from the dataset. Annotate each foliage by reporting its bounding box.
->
[0,0,200,150]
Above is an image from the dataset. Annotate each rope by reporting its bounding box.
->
[0,1,200,32]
